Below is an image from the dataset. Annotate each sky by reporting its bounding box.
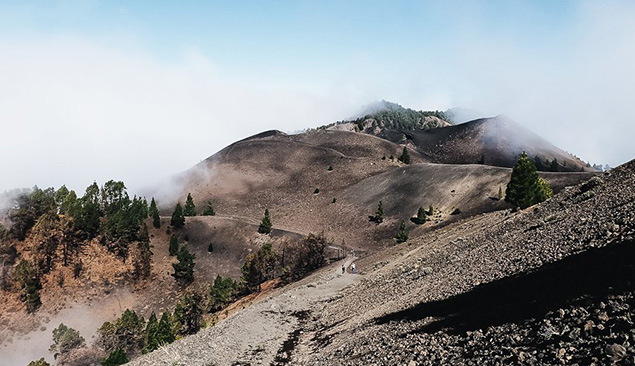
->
[1,0,634,195]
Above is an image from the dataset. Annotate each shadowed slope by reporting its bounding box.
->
[403,116,592,171]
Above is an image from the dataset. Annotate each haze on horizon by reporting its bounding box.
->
[1,1,634,195]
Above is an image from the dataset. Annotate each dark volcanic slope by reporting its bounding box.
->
[405,116,592,171]
[149,128,596,252]
[295,159,635,365]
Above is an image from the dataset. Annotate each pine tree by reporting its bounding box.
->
[149,198,160,228]
[415,206,427,224]
[395,220,409,243]
[373,201,384,223]
[183,193,196,216]
[101,347,128,366]
[505,152,552,209]
[201,200,216,216]
[497,186,504,201]
[174,292,203,335]
[132,224,152,280]
[172,246,195,286]
[398,147,411,164]
[49,323,85,359]
[428,204,434,216]
[258,209,272,234]
[169,234,179,256]
[170,203,185,229]
[142,312,159,354]
[208,242,214,252]
[157,311,176,346]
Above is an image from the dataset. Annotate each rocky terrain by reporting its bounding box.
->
[0,111,611,365]
[127,161,633,365]
[294,160,635,365]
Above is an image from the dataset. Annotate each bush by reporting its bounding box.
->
[49,323,86,359]
[27,358,50,366]
[202,200,216,216]
[313,188,320,194]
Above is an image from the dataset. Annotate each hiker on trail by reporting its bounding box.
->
[342,265,345,274]
[351,263,356,274]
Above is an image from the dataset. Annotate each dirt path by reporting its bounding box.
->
[128,257,359,366]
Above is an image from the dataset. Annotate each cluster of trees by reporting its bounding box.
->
[532,155,584,173]
[169,194,216,230]
[242,233,328,290]
[3,181,154,313]
[412,205,434,225]
[349,101,449,131]
[94,278,240,363]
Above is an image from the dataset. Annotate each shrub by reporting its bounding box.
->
[49,323,86,359]
[202,200,216,216]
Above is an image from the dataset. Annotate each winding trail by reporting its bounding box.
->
[128,257,359,366]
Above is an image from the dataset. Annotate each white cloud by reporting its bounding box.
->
[0,36,365,194]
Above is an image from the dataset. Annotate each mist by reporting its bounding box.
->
[1,1,634,196]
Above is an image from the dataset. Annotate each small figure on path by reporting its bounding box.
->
[342,265,345,274]
[351,262,356,274]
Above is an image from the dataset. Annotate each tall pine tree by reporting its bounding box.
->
[398,147,411,164]
[183,193,196,217]
[169,235,179,256]
[149,198,160,228]
[170,203,185,229]
[395,220,409,243]
[505,152,552,209]
[258,209,272,234]
[172,246,195,286]
[373,201,384,223]
[142,312,159,354]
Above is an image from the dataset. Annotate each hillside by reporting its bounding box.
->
[154,128,595,251]
[1,108,602,365]
[130,160,634,366]
[403,116,593,172]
